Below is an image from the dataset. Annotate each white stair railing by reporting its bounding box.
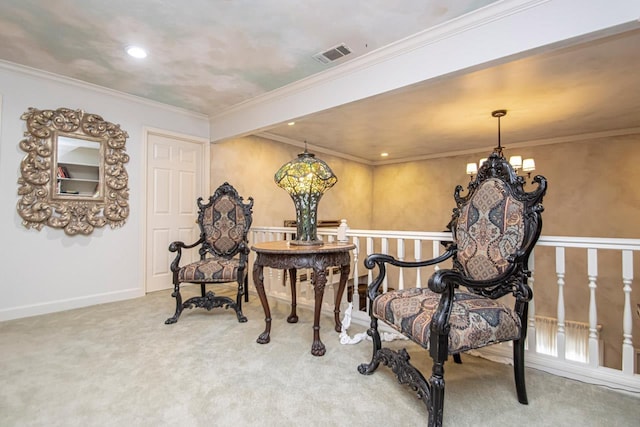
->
[249,226,640,393]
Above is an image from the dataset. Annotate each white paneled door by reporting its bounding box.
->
[145,131,208,293]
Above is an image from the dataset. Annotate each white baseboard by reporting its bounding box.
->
[0,288,145,322]
[476,344,640,394]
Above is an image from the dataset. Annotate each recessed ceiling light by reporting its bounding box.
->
[288,122,295,126]
[126,45,147,59]
[380,152,389,157]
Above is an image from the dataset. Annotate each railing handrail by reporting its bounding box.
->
[536,235,640,250]
[251,226,640,250]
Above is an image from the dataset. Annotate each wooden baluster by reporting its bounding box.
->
[527,248,536,353]
[556,247,566,360]
[432,240,440,272]
[622,250,634,375]
[397,238,405,290]
[415,239,422,288]
[381,237,389,293]
[587,248,600,367]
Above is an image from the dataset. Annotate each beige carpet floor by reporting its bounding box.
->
[1,286,639,426]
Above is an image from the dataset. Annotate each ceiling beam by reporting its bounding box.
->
[209,0,640,143]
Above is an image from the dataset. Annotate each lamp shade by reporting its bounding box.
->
[522,158,536,172]
[509,155,523,170]
[466,163,478,175]
[275,150,337,245]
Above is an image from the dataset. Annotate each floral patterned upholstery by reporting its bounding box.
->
[373,287,521,353]
[455,178,525,280]
[203,195,247,255]
[178,258,240,283]
[177,194,247,284]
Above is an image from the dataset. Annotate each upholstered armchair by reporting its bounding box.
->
[358,151,547,426]
[165,182,254,325]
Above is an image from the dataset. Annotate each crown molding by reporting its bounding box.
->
[257,127,640,167]
[256,132,373,165]
[372,127,640,166]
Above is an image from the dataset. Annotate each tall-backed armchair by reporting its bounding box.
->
[358,151,547,426]
[165,182,254,325]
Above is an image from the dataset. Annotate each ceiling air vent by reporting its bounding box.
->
[312,43,352,64]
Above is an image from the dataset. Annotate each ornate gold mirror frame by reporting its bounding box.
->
[17,107,130,235]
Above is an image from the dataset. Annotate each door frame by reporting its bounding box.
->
[141,126,210,294]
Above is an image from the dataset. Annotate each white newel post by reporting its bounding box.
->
[337,219,349,242]
[351,236,360,311]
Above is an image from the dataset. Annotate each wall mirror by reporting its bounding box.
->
[55,135,102,198]
[17,107,130,235]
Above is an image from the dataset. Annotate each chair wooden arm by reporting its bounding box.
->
[428,260,532,301]
[168,237,205,273]
[364,249,456,303]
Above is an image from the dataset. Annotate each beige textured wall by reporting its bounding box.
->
[371,134,640,369]
[372,134,640,237]
[372,155,467,231]
[210,135,374,229]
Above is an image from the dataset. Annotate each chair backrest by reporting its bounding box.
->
[197,182,254,258]
[449,151,546,298]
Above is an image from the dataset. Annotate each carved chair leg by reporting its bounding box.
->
[200,283,206,297]
[357,319,382,375]
[513,338,528,404]
[429,360,446,427]
[427,330,449,427]
[244,275,249,303]
[235,279,248,323]
[165,283,183,324]
[452,353,462,364]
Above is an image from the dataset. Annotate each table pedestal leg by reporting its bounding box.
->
[311,268,327,356]
[253,264,271,344]
[286,268,298,323]
[333,263,351,332]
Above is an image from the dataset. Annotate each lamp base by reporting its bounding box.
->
[289,239,324,246]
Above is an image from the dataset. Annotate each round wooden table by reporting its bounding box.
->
[251,240,356,356]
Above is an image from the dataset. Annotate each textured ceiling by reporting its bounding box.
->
[1,0,639,165]
[0,0,497,115]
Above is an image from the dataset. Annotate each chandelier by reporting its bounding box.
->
[466,110,535,180]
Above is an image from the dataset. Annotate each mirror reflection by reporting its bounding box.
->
[55,135,102,199]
